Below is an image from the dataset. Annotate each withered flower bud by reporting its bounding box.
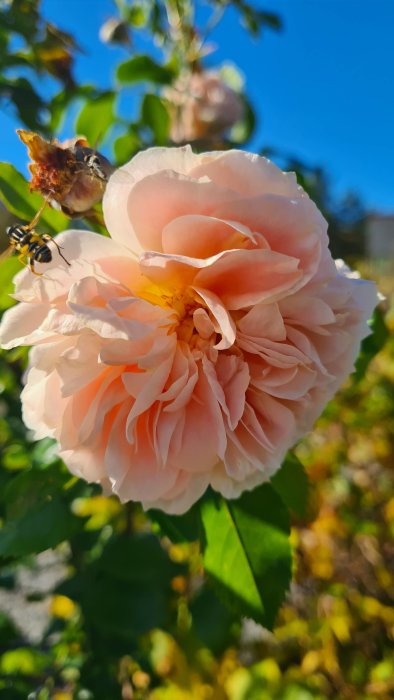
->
[17,130,114,217]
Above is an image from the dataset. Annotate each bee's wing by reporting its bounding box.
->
[0,246,14,264]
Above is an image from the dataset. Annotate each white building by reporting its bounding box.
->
[366,214,394,263]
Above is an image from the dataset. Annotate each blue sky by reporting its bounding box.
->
[1,0,393,213]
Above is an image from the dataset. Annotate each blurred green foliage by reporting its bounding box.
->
[0,1,392,698]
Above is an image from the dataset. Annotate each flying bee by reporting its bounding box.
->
[2,204,70,276]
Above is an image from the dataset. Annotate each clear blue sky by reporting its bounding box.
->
[1,0,393,213]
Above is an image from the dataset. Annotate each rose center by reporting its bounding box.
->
[169,290,202,343]
[138,283,216,347]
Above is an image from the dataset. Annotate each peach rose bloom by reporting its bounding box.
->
[0,147,378,513]
[165,71,244,143]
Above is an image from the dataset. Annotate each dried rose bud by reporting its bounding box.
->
[17,129,114,217]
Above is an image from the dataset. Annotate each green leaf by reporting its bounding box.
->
[0,77,46,132]
[97,533,181,584]
[75,91,115,147]
[125,5,147,26]
[60,541,172,641]
[0,163,68,234]
[230,95,256,144]
[3,463,69,518]
[72,573,169,640]
[256,10,282,31]
[2,443,30,471]
[0,465,83,558]
[0,257,20,311]
[0,499,82,558]
[354,306,388,382]
[0,612,19,647]
[113,130,141,165]
[190,585,239,654]
[148,504,200,543]
[0,648,48,675]
[49,85,94,132]
[141,93,170,145]
[271,453,309,517]
[201,485,291,629]
[117,55,174,85]
[238,5,282,37]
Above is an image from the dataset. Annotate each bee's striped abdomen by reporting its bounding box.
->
[34,245,52,263]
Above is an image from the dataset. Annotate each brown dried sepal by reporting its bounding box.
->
[17,129,110,217]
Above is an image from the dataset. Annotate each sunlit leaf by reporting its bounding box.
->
[117,55,174,84]
[201,485,291,629]
[113,130,141,165]
[125,5,147,27]
[0,256,20,310]
[75,91,115,147]
[0,648,48,675]
[141,93,170,145]
[49,85,94,132]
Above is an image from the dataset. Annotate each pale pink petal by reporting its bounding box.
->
[168,365,227,470]
[107,406,179,501]
[103,145,200,252]
[215,354,250,429]
[118,170,239,251]
[123,341,176,440]
[189,150,300,198]
[248,389,297,450]
[159,342,198,411]
[193,308,215,339]
[139,249,207,287]
[59,447,107,481]
[211,194,326,280]
[111,144,199,180]
[279,295,336,328]
[22,368,66,440]
[194,248,303,309]
[162,215,257,258]
[142,472,210,515]
[192,287,236,349]
[202,353,249,431]
[237,302,286,342]
[210,460,266,500]
[78,373,126,445]
[57,334,105,396]
[251,364,317,400]
[0,302,52,348]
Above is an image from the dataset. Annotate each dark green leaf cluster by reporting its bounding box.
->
[0,0,79,133]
